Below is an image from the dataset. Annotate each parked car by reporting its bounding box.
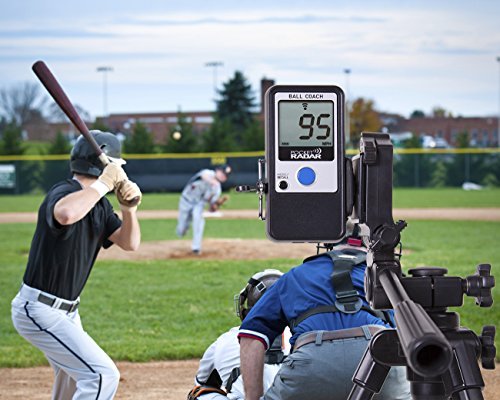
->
[421,135,450,149]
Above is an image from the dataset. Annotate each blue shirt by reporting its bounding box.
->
[238,253,394,349]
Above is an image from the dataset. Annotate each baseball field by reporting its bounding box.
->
[0,188,499,399]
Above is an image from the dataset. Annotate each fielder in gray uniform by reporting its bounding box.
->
[11,131,142,400]
[176,165,231,254]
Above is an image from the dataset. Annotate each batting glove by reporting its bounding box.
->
[91,163,128,197]
[116,180,142,210]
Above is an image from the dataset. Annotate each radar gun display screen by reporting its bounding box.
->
[265,85,346,242]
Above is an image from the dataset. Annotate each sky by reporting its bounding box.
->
[1,0,499,120]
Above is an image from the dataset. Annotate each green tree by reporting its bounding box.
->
[447,131,487,186]
[201,116,237,152]
[455,131,469,148]
[123,122,156,154]
[204,71,263,151]
[90,119,112,132]
[0,123,24,155]
[349,98,382,148]
[49,131,71,154]
[431,106,452,118]
[392,133,434,187]
[430,161,447,187]
[0,123,44,192]
[163,112,199,153]
[240,119,264,151]
[481,173,498,187]
[410,110,425,118]
[216,71,256,131]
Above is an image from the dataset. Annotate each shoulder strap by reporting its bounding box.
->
[289,249,393,333]
[264,334,285,364]
[225,367,240,393]
[329,254,364,314]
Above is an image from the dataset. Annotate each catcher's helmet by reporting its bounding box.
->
[234,269,283,321]
[70,130,124,177]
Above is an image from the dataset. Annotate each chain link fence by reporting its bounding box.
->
[0,149,498,194]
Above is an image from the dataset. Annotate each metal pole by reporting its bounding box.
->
[344,68,351,148]
[97,66,113,117]
[205,61,224,100]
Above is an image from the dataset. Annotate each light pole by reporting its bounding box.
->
[344,68,351,148]
[96,66,113,117]
[205,61,223,99]
[497,57,500,147]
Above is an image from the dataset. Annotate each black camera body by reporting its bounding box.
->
[264,85,346,242]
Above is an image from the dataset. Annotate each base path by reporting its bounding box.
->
[1,208,500,223]
[1,360,498,399]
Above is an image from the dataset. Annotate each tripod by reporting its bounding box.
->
[346,134,496,399]
[348,263,496,400]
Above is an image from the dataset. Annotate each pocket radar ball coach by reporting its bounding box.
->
[265,85,346,242]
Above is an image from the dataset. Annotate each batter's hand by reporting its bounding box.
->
[116,180,142,209]
[98,163,128,192]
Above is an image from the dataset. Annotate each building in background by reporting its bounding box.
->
[21,78,498,149]
[381,114,498,147]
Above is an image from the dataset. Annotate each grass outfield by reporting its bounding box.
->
[0,187,499,212]
[0,218,498,367]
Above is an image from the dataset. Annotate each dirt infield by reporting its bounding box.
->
[98,238,316,261]
[1,360,498,399]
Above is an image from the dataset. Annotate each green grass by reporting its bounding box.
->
[393,188,500,208]
[0,218,498,367]
[1,188,500,213]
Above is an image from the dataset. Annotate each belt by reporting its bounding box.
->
[19,284,80,313]
[37,293,80,313]
[293,325,383,352]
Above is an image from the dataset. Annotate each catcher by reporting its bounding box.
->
[187,269,289,399]
[176,164,231,254]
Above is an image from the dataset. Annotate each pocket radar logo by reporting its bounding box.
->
[290,148,322,160]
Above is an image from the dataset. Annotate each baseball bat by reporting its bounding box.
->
[32,60,109,166]
[32,60,140,206]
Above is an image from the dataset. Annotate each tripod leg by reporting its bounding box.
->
[441,332,485,400]
[348,346,391,400]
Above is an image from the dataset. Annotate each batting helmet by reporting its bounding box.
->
[70,130,124,177]
[234,269,283,321]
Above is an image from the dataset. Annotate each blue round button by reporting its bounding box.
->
[297,167,316,186]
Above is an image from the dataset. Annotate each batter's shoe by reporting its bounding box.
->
[192,249,201,255]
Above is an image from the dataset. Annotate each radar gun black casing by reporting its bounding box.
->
[265,85,346,242]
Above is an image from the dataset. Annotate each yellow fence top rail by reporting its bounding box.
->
[0,148,499,161]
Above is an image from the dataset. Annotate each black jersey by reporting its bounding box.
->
[23,179,122,300]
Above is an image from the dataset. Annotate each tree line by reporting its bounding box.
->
[0,71,386,155]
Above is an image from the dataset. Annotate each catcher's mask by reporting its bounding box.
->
[70,130,125,177]
[234,269,283,321]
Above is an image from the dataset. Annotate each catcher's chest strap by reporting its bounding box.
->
[225,367,241,393]
[290,249,392,332]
